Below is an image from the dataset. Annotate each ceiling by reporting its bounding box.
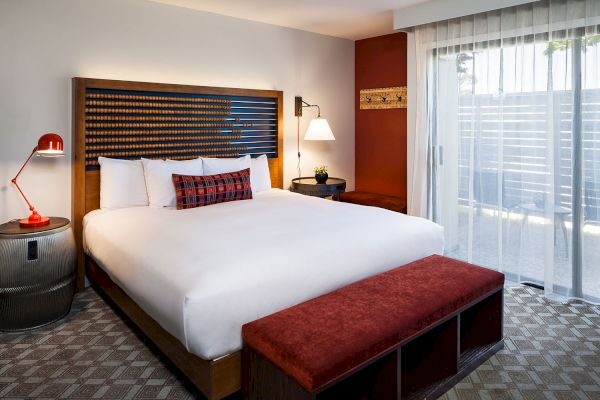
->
[148,0,430,40]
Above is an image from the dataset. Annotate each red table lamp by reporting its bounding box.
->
[11,133,64,227]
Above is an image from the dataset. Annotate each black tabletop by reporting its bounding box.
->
[0,217,70,236]
[292,177,346,186]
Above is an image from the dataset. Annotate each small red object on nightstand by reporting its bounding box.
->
[11,133,64,227]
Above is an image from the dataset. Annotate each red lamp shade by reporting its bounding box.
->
[37,133,64,157]
[11,133,64,227]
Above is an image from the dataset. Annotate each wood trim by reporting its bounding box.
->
[75,77,282,98]
[72,79,87,292]
[87,258,240,400]
[275,90,284,189]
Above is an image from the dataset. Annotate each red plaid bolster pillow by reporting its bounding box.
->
[172,168,252,209]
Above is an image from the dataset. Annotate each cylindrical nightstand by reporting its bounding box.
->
[0,217,76,331]
[291,177,347,199]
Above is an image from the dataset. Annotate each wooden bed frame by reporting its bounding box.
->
[72,78,284,400]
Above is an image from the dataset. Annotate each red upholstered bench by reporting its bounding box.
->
[338,191,407,213]
[242,255,504,400]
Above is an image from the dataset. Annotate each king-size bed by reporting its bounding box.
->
[72,78,443,399]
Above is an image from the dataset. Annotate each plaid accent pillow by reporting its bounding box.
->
[172,168,253,210]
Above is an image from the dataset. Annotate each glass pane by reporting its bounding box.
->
[438,38,575,296]
[581,35,600,301]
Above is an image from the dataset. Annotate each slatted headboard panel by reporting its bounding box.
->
[72,78,283,291]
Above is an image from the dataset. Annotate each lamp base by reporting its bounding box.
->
[19,212,50,228]
[19,217,50,227]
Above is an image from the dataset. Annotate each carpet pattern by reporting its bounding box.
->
[0,290,195,399]
[442,286,600,400]
[0,286,599,399]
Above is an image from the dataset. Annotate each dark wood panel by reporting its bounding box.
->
[243,347,315,400]
[317,350,400,400]
[400,316,459,399]
[460,288,504,355]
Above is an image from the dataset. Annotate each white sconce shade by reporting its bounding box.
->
[304,117,335,141]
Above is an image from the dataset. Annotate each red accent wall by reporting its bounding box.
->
[355,32,407,198]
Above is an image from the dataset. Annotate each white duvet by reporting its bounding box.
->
[83,189,443,360]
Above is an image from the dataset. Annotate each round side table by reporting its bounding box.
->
[291,177,347,199]
[0,217,76,331]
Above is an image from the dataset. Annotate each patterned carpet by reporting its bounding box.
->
[0,286,599,399]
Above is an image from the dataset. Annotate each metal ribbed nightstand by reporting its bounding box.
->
[0,217,76,331]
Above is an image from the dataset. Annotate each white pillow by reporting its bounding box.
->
[141,158,204,208]
[98,157,149,209]
[201,155,251,175]
[250,155,272,193]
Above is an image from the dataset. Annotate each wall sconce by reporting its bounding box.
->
[294,96,335,177]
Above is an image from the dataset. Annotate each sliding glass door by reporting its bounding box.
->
[418,2,600,303]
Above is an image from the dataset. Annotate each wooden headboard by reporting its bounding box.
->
[72,78,284,291]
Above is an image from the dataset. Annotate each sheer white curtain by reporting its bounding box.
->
[412,0,600,303]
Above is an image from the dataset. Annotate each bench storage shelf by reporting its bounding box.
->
[242,255,504,400]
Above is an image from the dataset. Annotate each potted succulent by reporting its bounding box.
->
[314,165,328,184]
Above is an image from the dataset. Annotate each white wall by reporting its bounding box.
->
[0,0,354,223]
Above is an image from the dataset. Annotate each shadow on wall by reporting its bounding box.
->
[0,186,6,219]
[302,141,336,173]
[0,163,10,220]
[3,181,31,220]
[0,175,9,220]
[302,141,335,164]
[1,157,64,221]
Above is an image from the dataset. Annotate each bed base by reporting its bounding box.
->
[86,257,241,400]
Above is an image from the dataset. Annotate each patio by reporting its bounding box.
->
[444,205,600,302]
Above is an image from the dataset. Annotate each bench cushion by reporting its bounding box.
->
[339,191,407,213]
[242,255,504,392]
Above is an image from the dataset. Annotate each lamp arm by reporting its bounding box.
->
[11,147,38,212]
[301,100,321,117]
